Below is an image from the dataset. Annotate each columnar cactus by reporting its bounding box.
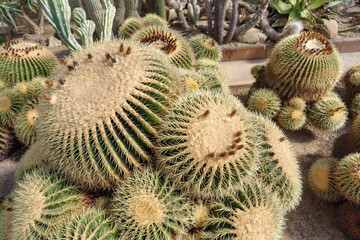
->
[343,64,360,102]
[73,8,96,47]
[57,208,117,239]
[0,167,85,239]
[336,153,360,202]
[131,26,196,69]
[0,125,13,158]
[0,89,23,126]
[336,202,360,240]
[110,168,192,240]
[0,40,59,85]
[308,157,341,202]
[37,40,179,191]
[263,31,341,101]
[157,90,259,199]
[189,34,222,61]
[308,92,348,131]
[14,99,39,146]
[201,182,285,240]
[256,116,302,211]
[247,88,281,119]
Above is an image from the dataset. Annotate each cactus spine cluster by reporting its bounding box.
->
[110,168,192,240]
[247,88,281,119]
[37,40,179,191]
[308,157,341,202]
[189,34,222,61]
[263,31,341,101]
[0,40,59,85]
[14,142,45,180]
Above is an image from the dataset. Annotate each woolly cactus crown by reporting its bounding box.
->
[37,40,179,191]
[0,40,59,84]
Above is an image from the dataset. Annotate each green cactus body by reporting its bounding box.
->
[308,92,348,131]
[201,182,285,240]
[197,58,224,72]
[12,77,47,101]
[247,88,281,119]
[14,141,45,180]
[132,26,196,69]
[58,208,117,240]
[0,194,15,240]
[0,125,13,158]
[336,153,360,202]
[0,167,85,239]
[308,157,341,202]
[118,17,143,39]
[37,40,179,191]
[277,106,307,131]
[81,0,104,37]
[264,31,341,102]
[336,202,360,240]
[14,99,39,146]
[344,64,360,102]
[0,40,59,85]
[189,34,222,61]
[157,90,259,199]
[110,168,192,240]
[0,89,24,126]
[256,116,302,211]
[142,13,167,28]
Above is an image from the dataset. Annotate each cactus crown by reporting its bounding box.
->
[190,34,222,61]
[296,31,333,56]
[1,40,45,58]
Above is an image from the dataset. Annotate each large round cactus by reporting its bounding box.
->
[263,31,341,101]
[131,26,196,69]
[37,40,179,191]
[0,167,85,239]
[201,182,285,240]
[157,90,259,199]
[0,40,59,85]
[110,168,192,240]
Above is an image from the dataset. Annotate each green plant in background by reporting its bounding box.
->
[73,7,96,47]
[0,0,22,31]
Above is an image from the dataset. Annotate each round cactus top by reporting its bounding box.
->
[0,40,51,59]
[296,31,333,56]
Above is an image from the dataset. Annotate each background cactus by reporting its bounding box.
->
[14,99,38,146]
[100,0,116,42]
[308,157,341,202]
[262,31,341,102]
[0,40,59,85]
[336,202,360,240]
[131,26,196,69]
[201,182,284,239]
[308,92,348,131]
[247,88,281,119]
[2,167,85,239]
[187,0,201,27]
[336,153,360,202]
[110,168,192,240]
[58,208,117,240]
[189,34,222,61]
[37,40,179,191]
[0,126,13,158]
[73,8,96,47]
[343,64,360,102]
[157,90,259,199]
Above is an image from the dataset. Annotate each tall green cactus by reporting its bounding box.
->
[81,0,104,37]
[73,8,96,47]
[38,0,81,51]
[100,0,116,42]
[187,0,200,26]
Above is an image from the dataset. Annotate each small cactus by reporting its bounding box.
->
[157,90,259,199]
[0,89,23,127]
[14,99,39,146]
[12,77,47,101]
[181,69,229,93]
[308,157,341,202]
[131,26,196,69]
[336,153,360,202]
[0,40,59,85]
[287,97,306,111]
[308,92,348,131]
[201,182,285,240]
[189,34,222,61]
[0,125,13,158]
[0,167,85,239]
[197,58,225,73]
[277,106,307,131]
[351,93,360,117]
[57,208,117,240]
[344,64,360,102]
[247,88,281,119]
[110,168,192,240]
[336,202,360,240]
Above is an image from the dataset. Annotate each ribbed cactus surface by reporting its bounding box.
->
[14,99,39,146]
[190,34,222,61]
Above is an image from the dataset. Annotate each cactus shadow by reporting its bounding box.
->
[332,132,352,159]
[283,128,316,143]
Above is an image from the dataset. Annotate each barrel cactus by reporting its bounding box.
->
[308,157,341,202]
[0,40,59,85]
[1,167,85,239]
[247,88,281,119]
[189,34,222,61]
[0,125,13,158]
[336,153,360,202]
[131,26,196,69]
[157,90,259,199]
[57,208,117,240]
[0,89,23,126]
[14,99,38,146]
[201,182,285,240]
[351,93,360,117]
[263,31,341,101]
[142,13,168,27]
[12,77,47,101]
[308,92,348,131]
[344,64,360,102]
[181,69,229,93]
[37,40,179,191]
[118,17,142,39]
[277,106,307,131]
[110,168,192,240]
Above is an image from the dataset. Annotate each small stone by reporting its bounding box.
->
[233,28,267,44]
[318,19,338,39]
[46,36,62,48]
